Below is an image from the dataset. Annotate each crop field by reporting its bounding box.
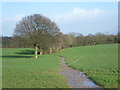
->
[2,48,68,88]
[1,44,118,88]
[57,44,118,88]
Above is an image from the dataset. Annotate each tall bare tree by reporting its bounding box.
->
[14,14,60,58]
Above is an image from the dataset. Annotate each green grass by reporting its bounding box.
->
[57,44,118,88]
[2,44,118,88]
[2,48,68,88]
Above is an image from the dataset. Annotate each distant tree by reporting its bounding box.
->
[85,34,94,45]
[106,35,116,44]
[68,32,81,47]
[52,32,64,52]
[62,34,74,47]
[75,34,84,46]
[118,32,120,43]
[14,14,60,58]
[0,37,2,48]
[94,32,106,44]
[2,36,12,48]
[11,36,32,48]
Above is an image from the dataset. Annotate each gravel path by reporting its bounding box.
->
[59,56,100,88]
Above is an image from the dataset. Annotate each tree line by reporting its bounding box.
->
[1,32,119,48]
[1,14,119,58]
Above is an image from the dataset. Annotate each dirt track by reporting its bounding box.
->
[59,56,100,88]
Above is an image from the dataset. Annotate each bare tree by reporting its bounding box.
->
[14,14,60,58]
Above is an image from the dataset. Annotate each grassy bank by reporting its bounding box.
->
[57,44,118,88]
[2,48,68,88]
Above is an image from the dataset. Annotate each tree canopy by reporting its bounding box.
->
[13,14,60,58]
[14,14,60,44]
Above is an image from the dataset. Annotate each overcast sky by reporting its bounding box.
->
[2,2,118,36]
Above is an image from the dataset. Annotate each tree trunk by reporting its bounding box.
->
[34,45,38,58]
[40,49,42,55]
[49,48,52,54]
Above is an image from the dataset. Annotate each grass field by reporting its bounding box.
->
[57,44,118,88]
[2,48,68,88]
[2,44,118,88]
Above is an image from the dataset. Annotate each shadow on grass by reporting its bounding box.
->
[2,49,34,58]
[1,55,31,58]
[15,50,34,55]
